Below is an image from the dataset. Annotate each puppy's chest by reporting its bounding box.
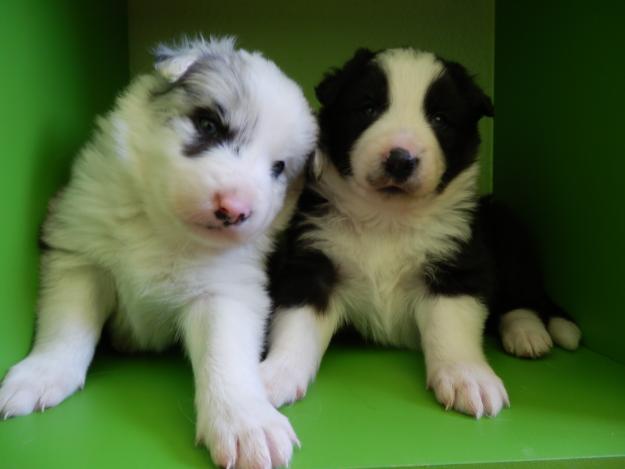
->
[115,246,207,309]
[316,222,431,346]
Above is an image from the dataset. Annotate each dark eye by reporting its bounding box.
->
[431,112,450,128]
[271,161,285,178]
[191,109,220,136]
[363,106,378,117]
[358,101,380,118]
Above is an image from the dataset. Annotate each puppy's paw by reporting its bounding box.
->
[500,309,553,358]
[260,356,312,408]
[548,317,581,351]
[198,400,299,469]
[0,355,84,418]
[427,362,509,418]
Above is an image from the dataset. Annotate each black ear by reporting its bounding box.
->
[442,59,494,119]
[478,90,495,118]
[315,48,376,106]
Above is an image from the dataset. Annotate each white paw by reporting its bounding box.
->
[260,357,312,408]
[548,317,581,350]
[500,309,553,358]
[197,400,299,469]
[0,355,85,418]
[427,362,509,418]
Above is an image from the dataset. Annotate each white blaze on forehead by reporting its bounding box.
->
[348,48,447,198]
[376,49,444,127]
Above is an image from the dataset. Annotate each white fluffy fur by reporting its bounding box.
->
[262,50,508,417]
[0,37,316,469]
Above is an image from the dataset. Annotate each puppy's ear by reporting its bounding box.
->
[154,45,200,82]
[478,92,495,118]
[153,37,237,82]
[315,48,376,107]
[443,60,494,119]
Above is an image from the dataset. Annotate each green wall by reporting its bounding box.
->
[128,0,495,192]
[4,0,620,369]
[0,1,129,370]
[495,1,625,363]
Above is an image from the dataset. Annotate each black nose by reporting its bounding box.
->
[384,148,418,183]
[214,208,250,226]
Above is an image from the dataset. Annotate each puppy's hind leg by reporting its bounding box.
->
[0,251,114,418]
[499,309,553,358]
[548,316,581,351]
[261,305,341,408]
[499,303,581,358]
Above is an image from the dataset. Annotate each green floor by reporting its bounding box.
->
[1,341,624,469]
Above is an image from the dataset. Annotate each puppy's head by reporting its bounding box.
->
[127,37,316,246]
[315,47,492,205]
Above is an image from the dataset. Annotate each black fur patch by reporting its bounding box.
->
[424,59,494,190]
[268,187,338,313]
[183,106,233,157]
[425,196,574,331]
[315,48,389,176]
[424,207,495,302]
[479,196,575,330]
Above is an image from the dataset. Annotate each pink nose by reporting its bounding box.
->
[213,193,252,227]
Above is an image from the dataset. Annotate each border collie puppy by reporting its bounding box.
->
[0,37,316,469]
[262,47,581,418]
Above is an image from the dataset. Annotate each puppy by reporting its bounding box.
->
[0,37,317,469]
[262,47,582,418]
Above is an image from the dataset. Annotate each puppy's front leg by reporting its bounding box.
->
[416,295,509,418]
[182,294,298,469]
[260,305,341,408]
[0,252,114,418]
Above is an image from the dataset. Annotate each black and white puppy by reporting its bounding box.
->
[0,38,316,468]
[261,47,582,418]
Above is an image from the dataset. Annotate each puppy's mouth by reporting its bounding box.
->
[188,221,243,239]
[366,178,415,196]
[196,223,224,231]
[378,185,408,195]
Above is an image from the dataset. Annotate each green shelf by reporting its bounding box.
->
[1,342,624,468]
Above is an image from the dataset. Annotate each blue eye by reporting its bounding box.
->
[190,109,221,136]
[196,117,217,134]
[272,161,285,178]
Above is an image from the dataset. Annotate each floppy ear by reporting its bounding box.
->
[315,48,376,107]
[442,60,494,119]
[152,37,237,82]
[153,44,201,82]
[478,92,494,118]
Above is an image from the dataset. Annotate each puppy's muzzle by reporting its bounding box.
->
[384,147,419,183]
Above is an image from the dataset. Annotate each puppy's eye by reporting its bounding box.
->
[191,109,220,136]
[271,161,286,178]
[431,112,450,128]
[357,101,380,118]
[197,117,217,134]
[363,106,379,117]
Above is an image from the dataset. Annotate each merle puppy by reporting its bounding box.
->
[0,38,317,469]
[261,47,581,418]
